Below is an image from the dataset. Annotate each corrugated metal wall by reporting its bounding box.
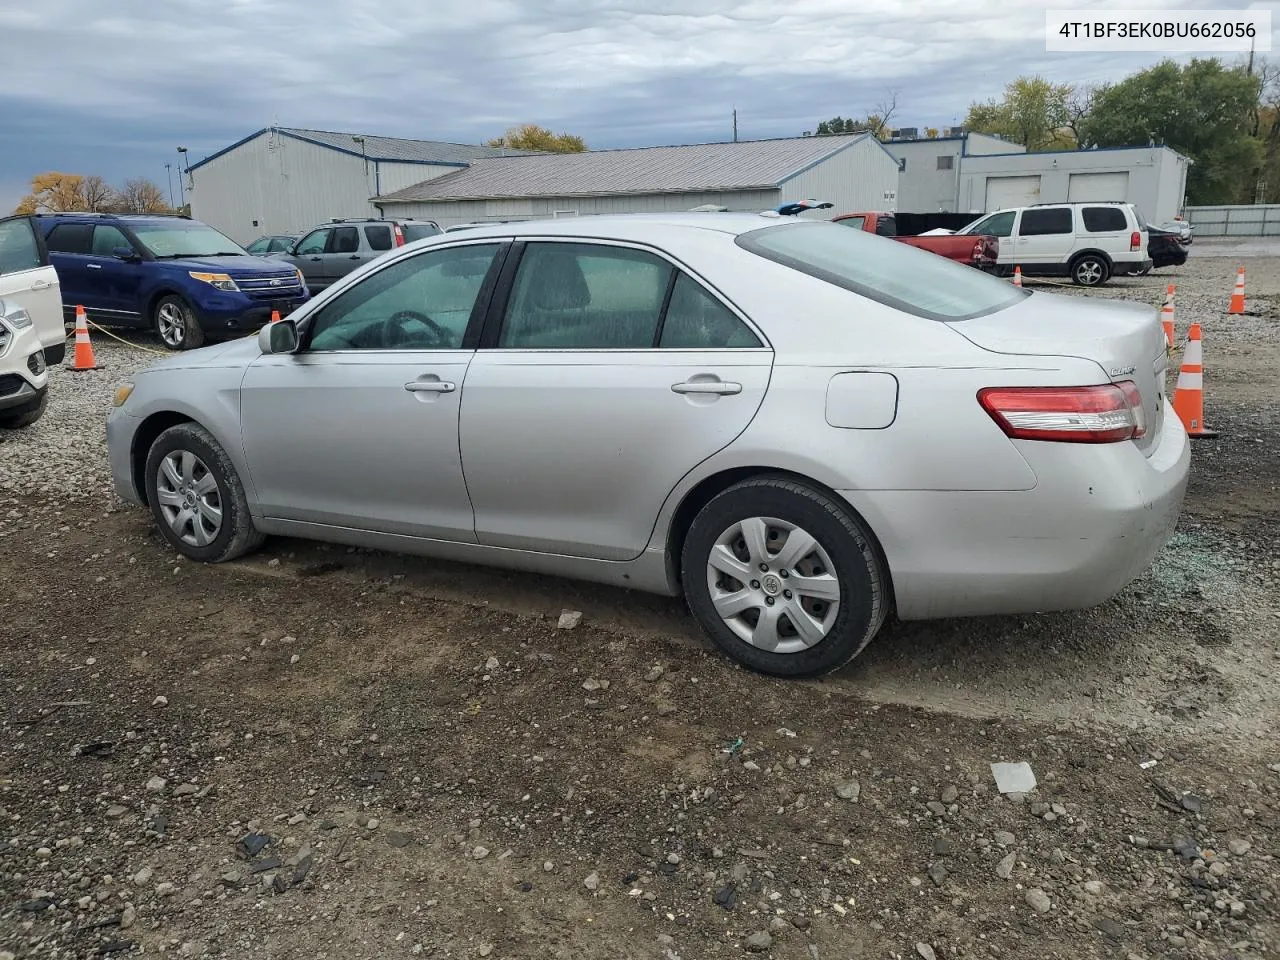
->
[1184,205,1280,236]
[778,137,901,217]
[188,132,457,243]
[381,189,780,228]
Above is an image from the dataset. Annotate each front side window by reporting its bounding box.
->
[45,223,93,255]
[91,225,131,257]
[307,243,501,351]
[0,218,43,275]
[1017,208,1073,236]
[131,222,243,258]
[498,243,672,349]
[737,221,1024,322]
[1082,207,1128,232]
[959,210,1015,238]
[837,216,866,231]
[295,230,327,255]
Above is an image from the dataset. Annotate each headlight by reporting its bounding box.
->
[1,306,33,330]
[112,383,135,407]
[189,271,240,292]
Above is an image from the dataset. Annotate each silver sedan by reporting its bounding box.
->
[106,214,1190,676]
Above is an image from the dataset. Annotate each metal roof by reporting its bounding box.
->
[376,134,881,203]
[188,127,534,172]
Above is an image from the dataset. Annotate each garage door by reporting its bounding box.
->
[985,176,1041,211]
[1067,172,1129,203]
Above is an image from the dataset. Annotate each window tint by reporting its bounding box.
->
[659,274,761,349]
[874,216,896,237]
[295,230,327,255]
[937,155,954,170]
[268,237,292,252]
[499,243,672,349]
[364,225,393,251]
[961,211,1015,238]
[45,223,92,255]
[1018,208,1073,236]
[307,243,500,351]
[91,225,130,257]
[402,223,442,242]
[837,216,866,231]
[1082,207,1128,232]
[737,221,1024,322]
[0,218,43,275]
[327,226,360,253]
[245,238,269,254]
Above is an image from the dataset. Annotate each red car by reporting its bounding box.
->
[834,211,999,270]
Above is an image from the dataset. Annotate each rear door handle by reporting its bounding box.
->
[671,380,741,396]
[404,379,456,393]
[86,263,102,270]
[31,279,54,290]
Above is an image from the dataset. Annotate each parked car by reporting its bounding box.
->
[953,202,1150,285]
[833,211,999,270]
[1156,217,1193,244]
[1121,226,1189,275]
[0,215,63,429]
[270,218,442,292]
[107,213,1188,677]
[36,213,309,351]
[245,234,299,255]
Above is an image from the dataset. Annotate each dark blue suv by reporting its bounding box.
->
[36,213,310,350]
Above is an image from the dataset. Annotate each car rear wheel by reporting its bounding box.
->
[681,476,888,676]
[153,295,205,351]
[0,392,47,430]
[144,422,264,563]
[1071,254,1110,287]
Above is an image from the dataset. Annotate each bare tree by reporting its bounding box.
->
[116,178,170,214]
[81,175,117,212]
[870,90,900,137]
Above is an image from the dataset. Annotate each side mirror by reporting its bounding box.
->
[112,246,140,262]
[258,319,299,354]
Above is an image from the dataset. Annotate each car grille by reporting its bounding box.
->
[236,273,306,300]
[0,373,25,398]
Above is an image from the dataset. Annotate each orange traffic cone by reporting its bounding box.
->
[1012,266,1023,287]
[270,309,281,323]
[1160,284,1176,348]
[1171,323,1218,438]
[68,305,99,372]
[1227,266,1246,314]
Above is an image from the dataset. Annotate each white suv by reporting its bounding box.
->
[955,202,1150,286]
[0,215,64,430]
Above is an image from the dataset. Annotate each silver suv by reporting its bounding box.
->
[272,218,442,292]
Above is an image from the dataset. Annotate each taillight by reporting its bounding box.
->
[393,224,405,247]
[978,382,1145,443]
[1130,231,1141,251]
[972,239,985,261]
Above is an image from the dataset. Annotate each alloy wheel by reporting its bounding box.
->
[155,450,222,547]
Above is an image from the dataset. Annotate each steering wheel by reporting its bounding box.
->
[383,310,452,348]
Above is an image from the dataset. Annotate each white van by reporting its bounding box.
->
[954,202,1151,286]
[0,215,64,430]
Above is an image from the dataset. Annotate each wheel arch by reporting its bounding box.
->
[1068,248,1114,271]
[129,411,197,505]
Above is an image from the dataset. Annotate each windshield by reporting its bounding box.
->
[736,221,1025,321]
[131,222,245,258]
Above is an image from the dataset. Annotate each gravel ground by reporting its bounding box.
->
[1,251,1277,960]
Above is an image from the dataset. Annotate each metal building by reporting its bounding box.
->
[957,146,1191,223]
[373,134,901,227]
[883,132,1026,212]
[186,127,528,243]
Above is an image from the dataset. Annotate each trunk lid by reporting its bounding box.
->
[946,291,1168,455]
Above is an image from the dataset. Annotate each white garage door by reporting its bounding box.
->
[985,176,1041,211]
[1067,172,1129,203]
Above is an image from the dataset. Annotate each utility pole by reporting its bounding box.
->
[175,147,188,207]
[733,108,738,143]
[164,163,175,207]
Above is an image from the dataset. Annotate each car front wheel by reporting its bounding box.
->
[0,392,47,430]
[144,422,264,563]
[153,295,206,351]
[681,476,889,676]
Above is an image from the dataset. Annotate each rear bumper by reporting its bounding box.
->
[841,410,1190,620]
[191,293,310,333]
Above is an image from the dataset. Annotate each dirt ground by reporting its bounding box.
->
[1,248,1278,960]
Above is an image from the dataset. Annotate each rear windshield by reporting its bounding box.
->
[402,223,442,241]
[736,221,1025,321]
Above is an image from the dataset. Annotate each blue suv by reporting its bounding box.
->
[36,213,310,350]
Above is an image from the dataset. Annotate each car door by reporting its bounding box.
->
[0,215,64,362]
[321,225,365,284]
[1013,206,1074,270]
[290,228,330,289]
[239,240,506,541]
[959,210,1016,261]
[88,223,145,318]
[459,240,773,561]
[42,221,95,318]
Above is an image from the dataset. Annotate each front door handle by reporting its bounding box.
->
[347,255,361,260]
[404,379,456,393]
[86,263,103,270]
[309,256,322,262]
[31,279,54,290]
[671,379,742,396]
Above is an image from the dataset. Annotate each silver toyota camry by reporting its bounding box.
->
[106,214,1190,676]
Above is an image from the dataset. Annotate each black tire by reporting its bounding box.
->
[1070,254,1110,287]
[152,294,206,351]
[680,476,888,677]
[144,422,264,563]
[0,392,48,430]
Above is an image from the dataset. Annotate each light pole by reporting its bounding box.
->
[176,147,188,208]
[164,162,175,208]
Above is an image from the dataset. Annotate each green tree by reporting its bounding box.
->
[487,124,586,153]
[964,76,1076,150]
[1079,58,1261,204]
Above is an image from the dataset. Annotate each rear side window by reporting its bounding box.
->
[402,223,442,242]
[737,221,1024,322]
[874,216,896,237]
[0,218,43,275]
[45,223,92,255]
[1082,207,1128,232]
[1018,208,1072,236]
[327,227,360,253]
[364,225,393,251]
[659,274,761,349]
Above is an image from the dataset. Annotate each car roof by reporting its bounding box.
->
[425,212,791,243]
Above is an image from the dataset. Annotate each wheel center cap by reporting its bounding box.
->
[761,573,782,596]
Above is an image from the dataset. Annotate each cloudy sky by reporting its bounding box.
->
[0,0,1269,212]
